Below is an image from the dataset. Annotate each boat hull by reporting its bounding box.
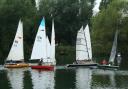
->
[97,64,119,70]
[67,63,98,67]
[31,65,54,70]
[4,63,29,68]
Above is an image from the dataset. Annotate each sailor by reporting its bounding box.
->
[10,59,13,63]
[10,59,14,64]
[101,59,108,65]
[117,52,122,66]
[38,58,43,65]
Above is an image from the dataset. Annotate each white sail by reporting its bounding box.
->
[76,26,88,60]
[6,20,24,61]
[30,18,47,62]
[109,30,118,64]
[46,36,51,62]
[50,20,56,65]
[84,24,92,60]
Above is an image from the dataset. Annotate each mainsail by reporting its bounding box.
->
[76,24,92,61]
[30,18,47,62]
[6,20,24,61]
[76,26,88,60]
[109,30,118,64]
[84,24,92,60]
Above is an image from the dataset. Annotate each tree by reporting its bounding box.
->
[0,0,37,63]
[91,0,128,62]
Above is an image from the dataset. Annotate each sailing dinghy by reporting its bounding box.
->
[4,20,29,68]
[30,18,56,70]
[98,30,120,69]
[67,25,97,67]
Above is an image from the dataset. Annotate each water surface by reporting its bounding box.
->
[0,66,128,89]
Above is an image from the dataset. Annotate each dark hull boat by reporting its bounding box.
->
[97,64,119,70]
[67,25,97,68]
[98,30,121,70]
[67,61,97,67]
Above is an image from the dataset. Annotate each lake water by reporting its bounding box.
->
[0,65,128,89]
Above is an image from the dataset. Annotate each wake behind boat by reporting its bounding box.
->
[30,18,56,70]
[4,20,29,68]
[67,25,97,67]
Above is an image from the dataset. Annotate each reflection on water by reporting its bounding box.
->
[76,68,92,89]
[0,66,128,89]
[31,70,55,89]
[92,69,128,89]
[55,69,76,89]
[7,68,27,89]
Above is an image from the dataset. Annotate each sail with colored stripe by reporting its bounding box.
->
[30,18,47,62]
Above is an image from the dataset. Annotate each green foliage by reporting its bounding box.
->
[91,0,128,61]
[0,0,37,63]
[39,0,94,45]
[56,45,75,65]
[0,0,128,66]
[0,0,94,64]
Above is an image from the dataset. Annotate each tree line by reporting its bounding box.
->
[0,0,95,63]
[0,0,128,65]
[91,0,128,67]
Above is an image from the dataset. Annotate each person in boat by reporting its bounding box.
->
[10,59,13,63]
[38,58,43,65]
[9,59,15,64]
[116,52,122,66]
[101,59,108,65]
